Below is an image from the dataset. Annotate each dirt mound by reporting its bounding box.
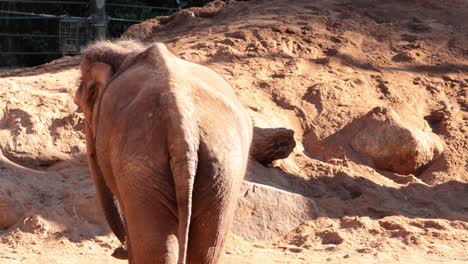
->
[1,0,467,263]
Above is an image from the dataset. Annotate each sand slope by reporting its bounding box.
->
[0,0,467,263]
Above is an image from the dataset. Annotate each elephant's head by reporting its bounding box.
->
[75,40,146,128]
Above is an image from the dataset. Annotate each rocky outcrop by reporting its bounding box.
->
[350,107,444,175]
[0,72,85,169]
[232,181,318,241]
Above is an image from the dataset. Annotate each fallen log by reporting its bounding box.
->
[250,127,296,164]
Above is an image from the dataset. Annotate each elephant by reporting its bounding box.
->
[74,40,253,264]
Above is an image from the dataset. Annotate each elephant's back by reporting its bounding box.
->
[187,62,252,158]
[94,60,175,177]
[96,47,252,166]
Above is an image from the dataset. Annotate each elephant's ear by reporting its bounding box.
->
[76,62,113,121]
[84,62,113,110]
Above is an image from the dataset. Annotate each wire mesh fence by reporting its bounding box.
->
[59,17,91,55]
[0,0,190,69]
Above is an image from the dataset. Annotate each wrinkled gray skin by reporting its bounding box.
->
[75,41,252,264]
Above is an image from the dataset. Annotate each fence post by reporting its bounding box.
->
[91,0,107,41]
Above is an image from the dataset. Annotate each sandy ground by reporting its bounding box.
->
[0,0,467,263]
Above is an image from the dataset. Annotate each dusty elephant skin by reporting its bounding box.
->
[74,40,253,264]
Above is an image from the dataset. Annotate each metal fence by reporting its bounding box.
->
[0,0,181,69]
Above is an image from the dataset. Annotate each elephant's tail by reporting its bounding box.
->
[167,93,199,264]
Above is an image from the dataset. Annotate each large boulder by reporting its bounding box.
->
[232,181,318,241]
[350,107,444,175]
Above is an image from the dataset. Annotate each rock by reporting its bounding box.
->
[340,216,368,229]
[392,51,414,62]
[21,215,49,234]
[0,198,20,229]
[350,107,444,175]
[64,192,105,225]
[317,230,344,245]
[251,127,296,164]
[232,181,318,241]
[111,246,128,260]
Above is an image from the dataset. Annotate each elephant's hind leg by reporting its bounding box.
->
[186,142,246,264]
[186,197,239,264]
[187,163,243,264]
[121,189,179,264]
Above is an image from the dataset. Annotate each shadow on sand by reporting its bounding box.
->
[247,159,468,222]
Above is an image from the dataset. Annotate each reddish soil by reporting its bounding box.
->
[0,0,467,263]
